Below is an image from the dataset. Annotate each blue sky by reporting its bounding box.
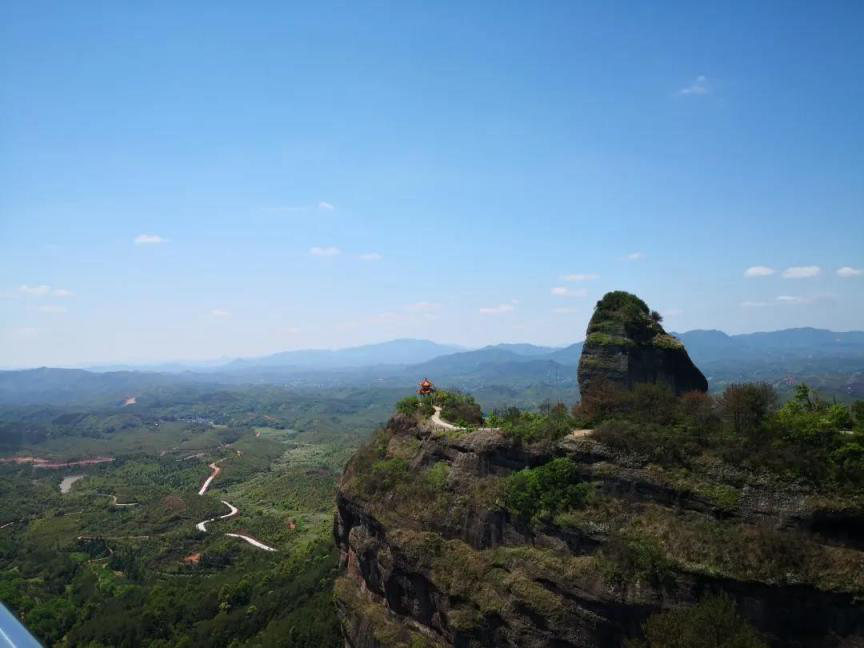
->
[1,1,862,367]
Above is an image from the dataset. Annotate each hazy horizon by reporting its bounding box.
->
[2,2,863,367]
[3,323,864,372]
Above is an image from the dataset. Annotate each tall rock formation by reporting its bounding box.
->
[578,291,707,400]
[332,294,864,647]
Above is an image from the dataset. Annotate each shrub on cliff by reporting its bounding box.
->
[586,380,864,491]
[600,534,675,593]
[717,383,778,440]
[504,458,592,523]
[575,382,714,430]
[629,593,767,648]
[395,395,435,418]
[396,396,420,417]
[434,390,484,426]
[854,401,864,432]
[588,291,656,341]
[490,402,574,443]
[592,419,705,466]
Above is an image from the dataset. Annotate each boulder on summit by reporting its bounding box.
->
[577,291,708,400]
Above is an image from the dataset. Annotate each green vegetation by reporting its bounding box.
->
[585,382,864,493]
[586,332,635,347]
[629,594,767,648]
[600,534,675,593]
[0,384,388,647]
[0,455,341,647]
[396,389,483,427]
[351,447,453,507]
[584,291,688,352]
[396,395,421,417]
[504,458,592,523]
[587,291,661,342]
[434,390,484,426]
[489,402,575,443]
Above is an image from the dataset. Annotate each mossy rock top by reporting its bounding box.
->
[586,291,666,346]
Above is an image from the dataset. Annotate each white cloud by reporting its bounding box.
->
[837,266,863,278]
[358,252,382,261]
[776,295,809,304]
[309,246,341,257]
[18,285,73,298]
[210,309,231,318]
[318,201,335,211]
[19,284,52,296]
[626,252,645,261]
[551,286,588,298]
[782,265,821,279]
[679,75,710,96]
[134,234,166,245]
[562,273,599,282]
[479,303,515,315]
[38,305,67,314]
[744,266,776,278]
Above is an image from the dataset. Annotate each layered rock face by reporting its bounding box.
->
[333,414,864,647]
[333,293,862,647]
[578,291,708,399]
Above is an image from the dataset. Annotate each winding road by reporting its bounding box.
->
[195,460,277,552]
[197,462,222,495]
[225,533,277,552]
[196,500,238,532]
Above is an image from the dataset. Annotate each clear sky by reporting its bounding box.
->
[1,1,862,367]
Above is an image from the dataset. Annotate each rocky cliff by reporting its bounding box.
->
[578,291,708,399]
[333,412,864,647]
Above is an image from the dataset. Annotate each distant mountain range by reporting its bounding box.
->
[224,338,465,370]
[2,328,863,405]
[87,339,464,373]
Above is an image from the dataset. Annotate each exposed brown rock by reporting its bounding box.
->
[334,415,864,647]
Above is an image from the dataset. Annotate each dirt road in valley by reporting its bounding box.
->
[197,462,222,495]
[196,500,239,532]
[195,459,277,551]
[225,533,277,552]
